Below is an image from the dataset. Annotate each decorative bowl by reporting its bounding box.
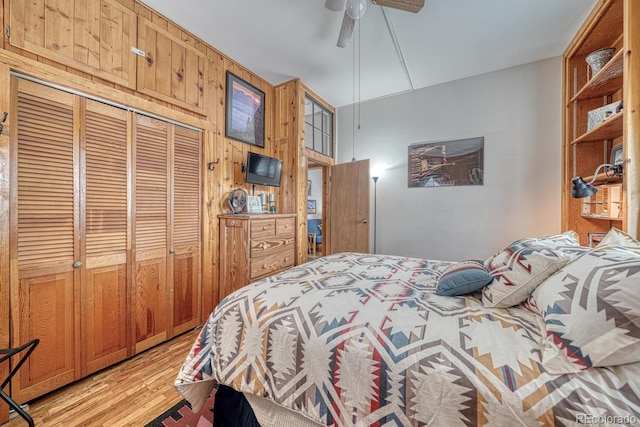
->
[586,47,616,75]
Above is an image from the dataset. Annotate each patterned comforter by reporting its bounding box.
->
[175,253,640,426]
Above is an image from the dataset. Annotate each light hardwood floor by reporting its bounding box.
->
[3,329,201,427]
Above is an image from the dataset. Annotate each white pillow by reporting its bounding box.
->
[532,244,640,374]
[482,239,572,308]
[596,227,640,250]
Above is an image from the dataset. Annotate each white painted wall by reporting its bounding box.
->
[336,57,563,261]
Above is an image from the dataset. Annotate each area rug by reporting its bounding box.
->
[145,391,215,427]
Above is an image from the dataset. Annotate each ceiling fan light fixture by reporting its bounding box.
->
[346,0,368,19]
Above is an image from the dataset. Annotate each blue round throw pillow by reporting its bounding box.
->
[436,260,494,296]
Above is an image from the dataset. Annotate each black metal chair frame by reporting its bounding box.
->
[0,339,39,426]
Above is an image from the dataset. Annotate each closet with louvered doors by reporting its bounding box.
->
[10,79,79,402]
[10,77,202,402]
[10,79,130,401]
[82,99,130,377]
[133,115,202,354]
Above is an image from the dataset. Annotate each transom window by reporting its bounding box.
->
[305,95,333,158]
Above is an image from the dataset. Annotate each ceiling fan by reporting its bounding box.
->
[332,0,425,48]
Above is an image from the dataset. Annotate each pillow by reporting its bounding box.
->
[596,227,640,250]
[482,238,572,308]
[523,230,592,259]
[532,244,640,374]
[531,230,580,248]
[436,261,494,296]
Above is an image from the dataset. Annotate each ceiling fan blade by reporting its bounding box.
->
[325,0,346,12]
[370,0,425,13]
[337,12,355,48]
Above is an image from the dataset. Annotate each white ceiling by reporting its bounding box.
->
[138,0,597,109]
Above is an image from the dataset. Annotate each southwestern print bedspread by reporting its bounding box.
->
[175,253,640,426]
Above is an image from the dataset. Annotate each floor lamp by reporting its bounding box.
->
[372,176,379,254]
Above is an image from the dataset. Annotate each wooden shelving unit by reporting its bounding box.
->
[562,0,640,244]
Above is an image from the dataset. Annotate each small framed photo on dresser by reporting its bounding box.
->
[247,196,263,213]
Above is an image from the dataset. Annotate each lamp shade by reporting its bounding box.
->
[571,177,597,198]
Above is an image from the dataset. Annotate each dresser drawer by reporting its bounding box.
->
[250,237,294,258]
[251,219,276,238]
[276,217,295,237]
[250,247,294,279]
[224,217,244,228]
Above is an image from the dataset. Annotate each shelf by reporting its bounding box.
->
[581,213,623,220]
[580,182,623,220]
[570,110,623,144]
[569,49,624,103]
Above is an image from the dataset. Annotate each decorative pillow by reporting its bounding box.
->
[596,227,640,250]
[482,239,572,308]
[523,230,593,259]
[531,230,580,248]
[436,261,494,296]
[532,245,640,374]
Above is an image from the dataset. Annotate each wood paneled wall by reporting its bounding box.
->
[274,79,336,265]
[0,0,285,385]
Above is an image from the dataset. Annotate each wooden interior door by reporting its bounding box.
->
[81,99,130,376]
[170,126,201,336]
[133,114,169,353]
[11,79,79,402]
[328,159,370,254]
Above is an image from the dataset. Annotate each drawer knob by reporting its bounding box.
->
[230,220,236,226]
[261,243,267,250]
[73,261,83,268]
[284,224,289,228]
[284,256,289,262]
[262,263,267,269]
[263,226,267,230]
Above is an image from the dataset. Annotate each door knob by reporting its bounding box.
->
[73,261,83,268]
[360,219,369,223]
[169,249,176,254]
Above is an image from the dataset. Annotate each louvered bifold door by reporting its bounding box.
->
[133,114,168,353]
[81,99,130,376]
[10,79,79,402]
[170,126,201,336]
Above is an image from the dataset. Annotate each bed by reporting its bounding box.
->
[175,230,640,426]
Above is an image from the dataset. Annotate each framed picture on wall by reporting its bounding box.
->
[408,137,484,188]
[225,71,265,147]
[308,199,316,214]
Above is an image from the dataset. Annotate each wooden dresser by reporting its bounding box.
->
[219,213,296,300]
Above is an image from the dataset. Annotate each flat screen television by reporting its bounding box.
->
[245,151,282,187]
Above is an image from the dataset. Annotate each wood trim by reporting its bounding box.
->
[563,0,614,57]
[0,62,9,425]
[624,0,640,238]
[167,123,175,337]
